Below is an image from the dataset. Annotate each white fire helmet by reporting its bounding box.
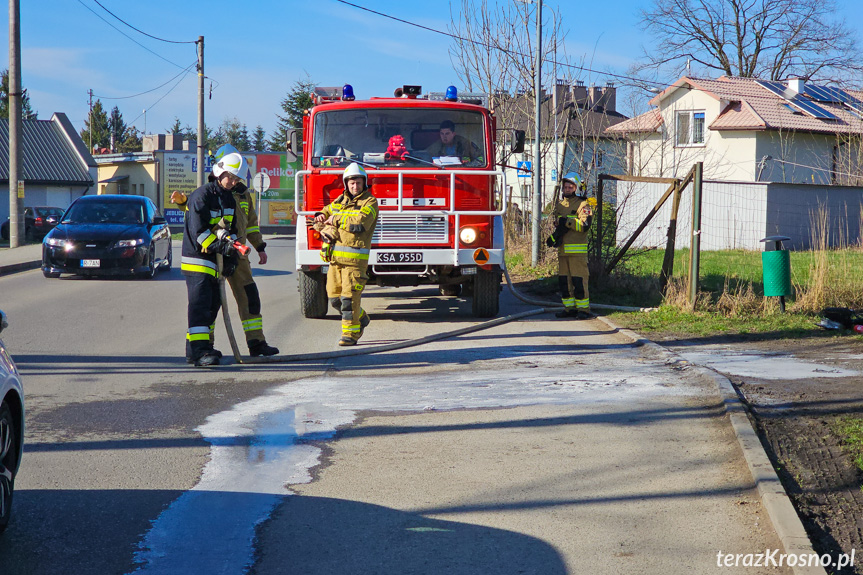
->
[212,152,249,182]
[342,162,368,188]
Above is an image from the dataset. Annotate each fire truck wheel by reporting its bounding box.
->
[471,268,500,318]
[439,284,462,297]
[299,270,329,318]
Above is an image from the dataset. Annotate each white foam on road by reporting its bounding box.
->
[676,348,859,380]
[130,356,695,574]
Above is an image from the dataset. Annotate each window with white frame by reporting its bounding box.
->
[676,111,705,146]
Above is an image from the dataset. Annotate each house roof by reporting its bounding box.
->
[0,113,95,185]
[611,75,863,136]
[605,109,662,135]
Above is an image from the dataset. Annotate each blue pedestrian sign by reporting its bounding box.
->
[517,161,531,178]
[551,169,557,182]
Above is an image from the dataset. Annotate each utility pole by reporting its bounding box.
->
[196,36,205,187]
[8,0,22,248]
[88,89,93,153]
[531,0,543,266]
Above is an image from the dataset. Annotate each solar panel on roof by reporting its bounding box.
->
[755,80,838,120]
[804,85,845,103]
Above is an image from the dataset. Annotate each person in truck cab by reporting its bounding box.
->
[426,120,479,163]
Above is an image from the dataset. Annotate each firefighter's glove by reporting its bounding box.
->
[221,254,238,277]
[216,238,236,257]
[546,235,556,248]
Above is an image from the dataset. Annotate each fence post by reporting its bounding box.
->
[660,181,681,292]
[688,162,704,309]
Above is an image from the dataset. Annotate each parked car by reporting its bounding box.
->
[0,310,24,534]
[1,207,66,241]
[42,195,172,279]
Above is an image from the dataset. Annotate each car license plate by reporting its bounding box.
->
[377,252,423,263]
[81,259,100,268]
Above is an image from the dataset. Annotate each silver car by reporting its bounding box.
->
[0,311,24,533]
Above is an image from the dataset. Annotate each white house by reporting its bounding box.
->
[607,76,863,185]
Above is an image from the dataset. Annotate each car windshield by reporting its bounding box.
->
[311,108,488,169]
[62,201,144,224]
[37,207,65,218]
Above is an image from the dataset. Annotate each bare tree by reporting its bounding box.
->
[636,0,863,83]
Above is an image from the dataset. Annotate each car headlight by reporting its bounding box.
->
[45,237,67,247]
[459,226,478,245]
[115,239,145,247]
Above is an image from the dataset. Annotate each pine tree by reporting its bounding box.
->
[0,69,36,119]
[251,125,267,151]
[269,75,315,151]
[108,106,127,152]
[81,99,110,152]
[117,127,143,153]
[167,117,183,134]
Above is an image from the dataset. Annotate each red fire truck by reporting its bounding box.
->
[293,85,522,318]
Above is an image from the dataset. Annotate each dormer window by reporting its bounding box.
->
[676,110,705,146]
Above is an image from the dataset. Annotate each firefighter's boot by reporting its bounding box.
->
[195,349,222,367]
[555,308,578,319]
[358,312,371,339]
[338,336,357,347]
[248,339,279,357]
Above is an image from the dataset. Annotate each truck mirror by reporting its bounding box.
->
[288,129,299,153]
[511,130,525,154]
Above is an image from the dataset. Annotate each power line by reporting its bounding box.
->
[127,63,197,129]
[93,62,197,100]
[91,0,196,44]
[75,0,189,70]
[332,0,669,90]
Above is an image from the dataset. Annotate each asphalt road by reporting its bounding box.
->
[0,237,788,574]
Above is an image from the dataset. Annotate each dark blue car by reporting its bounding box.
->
[42,195,172,279]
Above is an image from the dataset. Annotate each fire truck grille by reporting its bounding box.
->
[372,214,449,244]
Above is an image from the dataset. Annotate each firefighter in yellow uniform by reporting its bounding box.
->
[171,146,279,357]
[313,163,378,346]
[547,172,593,319]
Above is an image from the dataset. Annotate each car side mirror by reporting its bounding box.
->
[511,130,526,154]
[0,310,8,334]
[152,216,167,225]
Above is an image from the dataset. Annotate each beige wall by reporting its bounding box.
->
[755,131,835,185]
[97,162,158,204]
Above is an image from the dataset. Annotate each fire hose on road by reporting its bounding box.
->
[217,258,656,366]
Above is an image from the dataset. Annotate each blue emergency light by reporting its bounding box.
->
[342,84,355,101]
[446,85,458,101]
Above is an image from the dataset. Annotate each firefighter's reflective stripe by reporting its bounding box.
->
[576,298,590,309]
[181,256,218,277]
[566,215,585,232]
[360,205,376,217]
[343,324,361,335]
[187,326,211,342]
[200,231,218,251]
[562,297,576,308]
[239,201,249,213]
[242,318,263,332]
[246,226,260,234]
[332,246,370,260]
[563,243,588,254]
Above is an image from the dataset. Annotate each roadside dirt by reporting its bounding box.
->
[660,335,863,574]
[511,273,863,570]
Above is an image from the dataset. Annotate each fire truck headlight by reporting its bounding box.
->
[459,226,478,245]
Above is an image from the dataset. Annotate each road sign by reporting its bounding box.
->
[252,172,271,193]
[473,248,489,265]
[551,169,557,182]
[517,161,531,178]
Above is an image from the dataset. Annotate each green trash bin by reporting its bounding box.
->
[761,235,792,311]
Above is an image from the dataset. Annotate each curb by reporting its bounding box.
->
[595,315,828,575]
[0,260,41,277]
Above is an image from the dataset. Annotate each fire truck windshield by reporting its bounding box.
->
[312,108,487,169]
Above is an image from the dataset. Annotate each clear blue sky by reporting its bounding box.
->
[1,0,859,140]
